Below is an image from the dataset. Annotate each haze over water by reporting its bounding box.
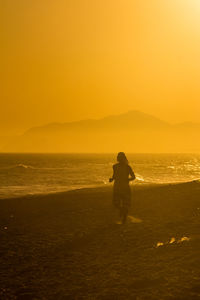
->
[0,153,200,199]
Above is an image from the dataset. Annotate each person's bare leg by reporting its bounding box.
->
[119,208,123,219]
[122,208,128,224]
[115,207,123,224]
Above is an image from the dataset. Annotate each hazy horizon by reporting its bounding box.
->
[0,110,199,153]
[2,0,200,137]
[1,109,200,137]
[0,108,199,136]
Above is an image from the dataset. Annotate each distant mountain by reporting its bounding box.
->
[25,110,170,134]
[174,122,200,130]
[2,111,200,153]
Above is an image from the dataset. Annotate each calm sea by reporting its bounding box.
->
[0,153,200,199]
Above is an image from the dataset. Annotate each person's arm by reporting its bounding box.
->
[109,165,116,182]
[128,166,136,181]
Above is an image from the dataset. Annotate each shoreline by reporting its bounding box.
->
[1,179,199,202]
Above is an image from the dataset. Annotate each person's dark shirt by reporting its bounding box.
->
[112,163,135,185]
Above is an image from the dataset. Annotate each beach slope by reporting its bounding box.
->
[0,182,200,299]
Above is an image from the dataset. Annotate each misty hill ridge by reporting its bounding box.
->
[26,111,170,135]
[2,111,200,152]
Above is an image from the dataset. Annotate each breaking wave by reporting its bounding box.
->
[3,164,36,170]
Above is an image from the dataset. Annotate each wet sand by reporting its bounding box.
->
[0,182,200,299]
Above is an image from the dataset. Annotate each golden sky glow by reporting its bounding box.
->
[1,0,200,134]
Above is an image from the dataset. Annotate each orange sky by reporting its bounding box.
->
[1,0,200,134]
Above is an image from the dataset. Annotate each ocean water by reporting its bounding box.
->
[0,153,200,199]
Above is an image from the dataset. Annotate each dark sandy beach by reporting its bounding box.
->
[0,182,200,299]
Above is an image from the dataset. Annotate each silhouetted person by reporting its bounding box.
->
[109,152,135,224]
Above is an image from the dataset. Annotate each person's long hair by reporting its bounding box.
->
[117,152,128,164]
